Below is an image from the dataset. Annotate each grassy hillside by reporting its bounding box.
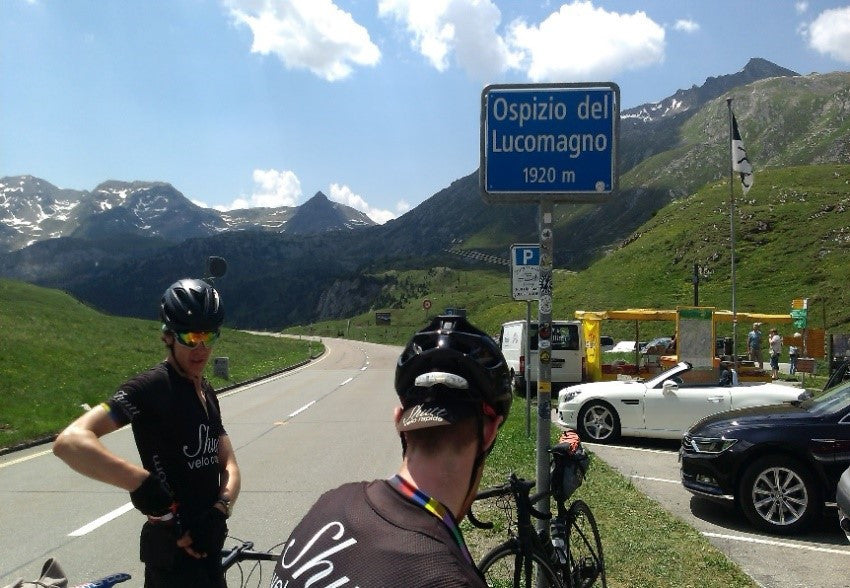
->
[289,164,850,345]
[0,279,317,449]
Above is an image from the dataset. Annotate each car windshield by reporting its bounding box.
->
[644,362,690,388]
[807,379,850,416]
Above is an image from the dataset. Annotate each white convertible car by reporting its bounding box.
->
[556,361,811,443]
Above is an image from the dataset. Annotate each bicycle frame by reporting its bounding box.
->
[471,443,605,588]
[470,473,564,585]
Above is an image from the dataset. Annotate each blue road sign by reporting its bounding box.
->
[480,83,619,203]
[511,244,540,301]
[513,245,540,266]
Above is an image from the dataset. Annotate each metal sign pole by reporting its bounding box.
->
[479,83,620,553]
[525,299,532,437]
[535,200,554,535]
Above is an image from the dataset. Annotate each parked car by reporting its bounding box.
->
[556,361,810,443]
[680,378,850,535]
[837,465,850,543]
[606,340,642,353]
[499,319,585,391]
[640,336,673,355]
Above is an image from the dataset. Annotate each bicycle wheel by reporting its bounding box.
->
[479,541,564,588]
[564,500,606,588]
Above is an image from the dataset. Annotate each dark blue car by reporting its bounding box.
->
[680,379,850,535]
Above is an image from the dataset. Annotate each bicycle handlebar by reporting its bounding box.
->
[468,474,553,529]
[474,481,514,501]
[221,541,278,571]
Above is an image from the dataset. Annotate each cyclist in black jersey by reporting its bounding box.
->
[53,278,241,588]
[269,315,512,587]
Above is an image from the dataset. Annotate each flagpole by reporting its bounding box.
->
[727,98,738,373]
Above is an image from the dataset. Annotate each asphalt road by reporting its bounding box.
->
[587,437,850,588]
[0,338,402,586]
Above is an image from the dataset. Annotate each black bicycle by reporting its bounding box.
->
[221,538,281,588]
[468,441,606,588]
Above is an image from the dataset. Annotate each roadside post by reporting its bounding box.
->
[481,82,619,536]
[511,243,540,437]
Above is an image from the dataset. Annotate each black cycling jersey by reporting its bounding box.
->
[270,480,486,588]
[107,361,225,521]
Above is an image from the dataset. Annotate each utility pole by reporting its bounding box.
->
[693,263,699,306]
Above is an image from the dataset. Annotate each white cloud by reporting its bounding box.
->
[796,1,809,14]
[380,1,665,82]
[378,0,520,80]
[395,199,411,215]
[225,0,381,81]
[211,171,402,223]
[507,2,665,81]
[328,182,396,224]
[808,6,850,63]
[673,19,699,33]
[216,168,302,210]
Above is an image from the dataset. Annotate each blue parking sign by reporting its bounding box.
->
[511,244,540,300]
[514,246,540,266]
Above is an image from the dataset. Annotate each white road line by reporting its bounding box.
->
[340,377,353,386]
[630,475,679,484]
[703,531,850,556]
[68,502,134,537]
[289,401,316,418]
[585,442,678,455]
[0,449,52,469]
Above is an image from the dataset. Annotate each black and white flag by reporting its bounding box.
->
[731,113,753,194]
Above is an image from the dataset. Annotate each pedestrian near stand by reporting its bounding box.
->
[789,343,799,375]
[748,322,763,369]
[769,328,782,379]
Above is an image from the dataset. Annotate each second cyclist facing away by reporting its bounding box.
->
[53,278,240,588]
[270,315,513,587]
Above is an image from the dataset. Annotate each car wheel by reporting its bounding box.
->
[577,401,620,443]
[739,455,821,535]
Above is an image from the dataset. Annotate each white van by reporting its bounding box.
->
[499,320,585,391]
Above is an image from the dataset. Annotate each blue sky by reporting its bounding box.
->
[2,1,849,223]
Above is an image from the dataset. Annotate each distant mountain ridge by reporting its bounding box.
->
[622,58,799,124]
[0,177,375,252]
[618,58,800,173]
[2,58,849,329]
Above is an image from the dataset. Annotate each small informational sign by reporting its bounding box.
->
[213,357,230,379]
[677,307,715,369]
[511,243,540,300]
[791,298,809,329]
[480,83,619,203]
[422,299,432,310]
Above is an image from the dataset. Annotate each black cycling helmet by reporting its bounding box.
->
[160,278,224,332]
[395,315,512,422]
